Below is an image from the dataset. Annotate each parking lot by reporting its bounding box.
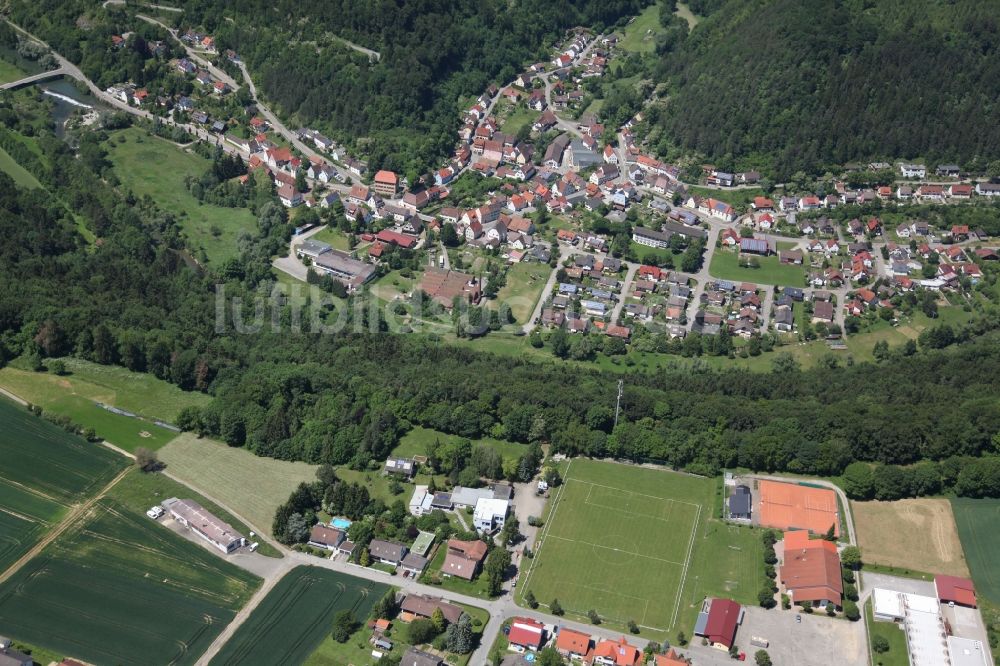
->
[685,606,867,666]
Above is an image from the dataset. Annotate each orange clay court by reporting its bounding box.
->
[758,480,839,537]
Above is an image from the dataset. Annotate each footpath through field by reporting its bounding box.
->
[0,465,130,585]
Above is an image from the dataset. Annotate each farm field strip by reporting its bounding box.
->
[0,489,260,666]
[951,498,1000,604]
[210,566,387,666]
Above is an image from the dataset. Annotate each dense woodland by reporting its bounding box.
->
[646,0,1000,178]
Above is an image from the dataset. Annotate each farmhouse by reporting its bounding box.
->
[779,530,843,608]
[307,524,345,551]
[694,598,742,650]
[442,539,488,580]
[162,498,246,554]
[508,618,546,651]
[935,574,977,608]
[757,480,839,536]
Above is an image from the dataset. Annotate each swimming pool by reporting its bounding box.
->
[330,517,352,530]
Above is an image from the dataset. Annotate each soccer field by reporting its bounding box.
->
[520,459,763,635]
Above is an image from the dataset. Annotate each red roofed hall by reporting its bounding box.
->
[554,627,591,658]
[758,480,839,536]
[935,574,977,608]
[779,530,844,608]
[592,636,641,666]
[507,617,545,650]
[694,598,742,649]
[375,229,418,249]
[373,169,400,197]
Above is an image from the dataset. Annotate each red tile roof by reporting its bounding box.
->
[704,598,741,648]
[780,530,844,606]
[374,169,398,185]
[936,575,976,607]
[375,229,418,249]
[592,637,641,666]
[554,627,591,655]
[507,618,545,649]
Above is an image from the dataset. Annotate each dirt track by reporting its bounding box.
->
[852,498,970,576]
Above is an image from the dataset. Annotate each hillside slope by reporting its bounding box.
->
[647,0,1000,178]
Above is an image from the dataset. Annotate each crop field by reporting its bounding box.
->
[0,495,260,666]
[105,128,256,265]
[211,567,387,666]
[520,459,762,636]
[158,433,319,537]
[951,498,1000,603]
[0,398,126,572]
[853,498,969,576]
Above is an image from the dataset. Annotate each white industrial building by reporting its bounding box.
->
[872,588,989,666]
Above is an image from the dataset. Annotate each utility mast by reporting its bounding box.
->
[613,379,624,429]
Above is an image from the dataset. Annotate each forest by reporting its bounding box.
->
[154,0,649,178]
[645,0,1000,179]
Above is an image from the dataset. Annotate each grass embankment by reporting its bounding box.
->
[105,127,256,264]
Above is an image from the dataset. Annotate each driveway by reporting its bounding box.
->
[685,606,866,666]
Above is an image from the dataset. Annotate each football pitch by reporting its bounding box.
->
[520,459,763,635]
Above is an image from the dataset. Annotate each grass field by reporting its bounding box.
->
[519,460,763,637]
[212,566,387,666]
[106,468,280,557]
[0,357,210,423]
[0,398,126,572]
[687,186,767,212]
[0,359,212,452]
[105,128,256,264]
[0,60,25,84]
[866,600,909,666]
[309,226,351,250]
[619,4,666,53]
[853,499,969,577]
[0,146,40,188]
[493,261,550,324]
[951,498,1000,604]
[158,433,319,537]
[709,248,807,286]
[0,489,260,665]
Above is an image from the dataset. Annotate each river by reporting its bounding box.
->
[34,78,102,138]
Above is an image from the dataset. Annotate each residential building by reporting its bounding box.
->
[442,539,488,580]
[508,618,545,652]
[162,498,246,553]
[384,457,416,478]
[473,497,509,533]
[400,648,443,666]
[307,524,345,551]
[555,627,591,659]
[779,530,843,608]
[900,163,926,178]
[369,539,408,565]
[373,170,400,198]
[632,226,671,249]
[592,637,642,666]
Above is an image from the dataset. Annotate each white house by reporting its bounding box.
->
[899,163,926,179]
[473,498,509,533]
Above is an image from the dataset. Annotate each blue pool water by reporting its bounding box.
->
[330,517,352,529]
